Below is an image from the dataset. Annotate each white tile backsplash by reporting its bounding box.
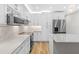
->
[0,26,24,41]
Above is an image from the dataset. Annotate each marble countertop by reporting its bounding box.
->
[0,26,42,54]
[50,34,79,42]
[0,35,30,54]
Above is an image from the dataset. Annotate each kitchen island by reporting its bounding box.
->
[50,34,79,54]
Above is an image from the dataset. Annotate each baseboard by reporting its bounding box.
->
[33,41,49,43]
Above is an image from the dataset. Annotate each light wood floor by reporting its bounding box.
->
[31,41,49,54]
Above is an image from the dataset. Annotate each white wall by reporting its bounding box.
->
[30,11,66,41]
[30,13,52,41]
[66,11,79,34]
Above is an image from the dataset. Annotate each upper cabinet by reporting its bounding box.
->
[7,4,30,19]
[0,4,30,25]
[7,4,24,18]
[0,4,7,25]
[7,4,30,25]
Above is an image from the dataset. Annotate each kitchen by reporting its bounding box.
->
[0,4,79,54]
[0,4,42,54]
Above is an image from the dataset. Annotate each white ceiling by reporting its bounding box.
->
[28,4,68,12]
[26,4,79,14]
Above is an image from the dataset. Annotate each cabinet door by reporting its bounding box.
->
[19,43,30,54]
[12,37,30,54]
[33,33,38,41]
[33,32,42,41]
[18,37,30,54]
[12,42,24,54]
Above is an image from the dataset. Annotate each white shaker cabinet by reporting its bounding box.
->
[33,32,41,41]
[12,37,30,54]
[0,4,7,25]
[33,32,38,41]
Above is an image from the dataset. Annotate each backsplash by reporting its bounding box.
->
[0,26,29,41]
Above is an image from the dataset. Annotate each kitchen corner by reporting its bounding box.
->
[0,25,42,54]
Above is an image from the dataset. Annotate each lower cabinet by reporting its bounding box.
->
[12,37,30,54]
[33,32,41,41]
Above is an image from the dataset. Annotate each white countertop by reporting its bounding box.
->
[50,34,79,42]
[0,35,30,54]
[0,26,42,54]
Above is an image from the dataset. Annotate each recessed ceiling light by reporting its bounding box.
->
[64,6,66,9]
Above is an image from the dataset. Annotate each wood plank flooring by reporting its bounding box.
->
[31,41,49,54]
